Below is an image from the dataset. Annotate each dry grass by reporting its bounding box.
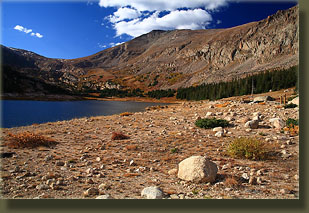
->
[111,132,130,140]
[4,132,58,148]
[125,145,138,151]
[224,176,240,188]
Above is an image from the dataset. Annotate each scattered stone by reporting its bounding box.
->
[256,170,263,176]
[84,188,99,197]
[213,127,223,132]
[141,186,163,199]
[215,131,224,137]
[44,155,53,161]
[256,177,263,184]
[36,184,50,190]
[269,118,285,129]
[170,194,179,199]
[56,161,65,166]
[242,173,249,180]
[86,179,94,184]
[168,168,178,176]
[96,194,113,199]
[249,176,257,185]
[98,183,111,190]
[129,160,135,166]
[177,156,218,183]
[244,120,259,129]
[253,96,274,103]
[206,112,214,117]
[96,157,101,162]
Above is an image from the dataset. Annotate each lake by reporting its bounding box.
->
[1,100,169,128]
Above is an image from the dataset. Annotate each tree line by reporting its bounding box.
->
[176,66,298,101]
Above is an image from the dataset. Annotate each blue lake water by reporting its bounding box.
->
[1,100,169,128]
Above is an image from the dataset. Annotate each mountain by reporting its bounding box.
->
[1,5,298,96]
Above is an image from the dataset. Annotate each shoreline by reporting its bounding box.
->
[1,94,179,103]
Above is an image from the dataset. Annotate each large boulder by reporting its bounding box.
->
[253,96,274,103]
[177,156,218,183]
[288,97,299,106]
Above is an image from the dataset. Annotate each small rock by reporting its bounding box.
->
[56,161,65,166]
[168,168,178,175]
[44,155,53,161]
[86,168,94,174]
[129,160,135,166]
[46,179,53,185]
[141,186,163,199]
[215,131,224,137]
[86,179,94,184]
[269,118,285,129]
[244,120,259,129]
[249,176,257,185]
[84,188,99,197]
[36,184,50,190]
[170,194,179,199]
[98,183,111,190]
[280,189,289,194]
[96,194,113,199]
[242,173,249,180]
[96,157,101,162]
[213,127,223,132]
[256,177,263,184]
[256,170,263,176]
[281,150,288,155]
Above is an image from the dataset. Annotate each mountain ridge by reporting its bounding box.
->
[1,5,298,96]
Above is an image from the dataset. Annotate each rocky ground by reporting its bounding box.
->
[0,89,299,199]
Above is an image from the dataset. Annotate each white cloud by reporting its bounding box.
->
[114,9,212,37]
[99,0,228,12]
[99,0,227,37]
[14,25,32,34]
[14,25,43,38]
[35,33,43,38]
[109,7,141,23]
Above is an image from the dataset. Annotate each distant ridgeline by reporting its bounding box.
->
[176,65,298,101]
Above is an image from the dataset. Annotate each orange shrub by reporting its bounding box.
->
[215,102,230,108]
[4,132,58,148]
[120,112,133,116]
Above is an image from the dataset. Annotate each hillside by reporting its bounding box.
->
[1,5,298,96]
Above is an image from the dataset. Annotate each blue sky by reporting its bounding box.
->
[1,0,298,59]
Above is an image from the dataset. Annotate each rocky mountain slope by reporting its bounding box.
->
[1,5,298,95]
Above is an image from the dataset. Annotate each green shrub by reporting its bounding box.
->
[170,147,179,153]
[286,118,298,127]
[284,103,298,109]
[226,137,268,160]
[195,118,229,129]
